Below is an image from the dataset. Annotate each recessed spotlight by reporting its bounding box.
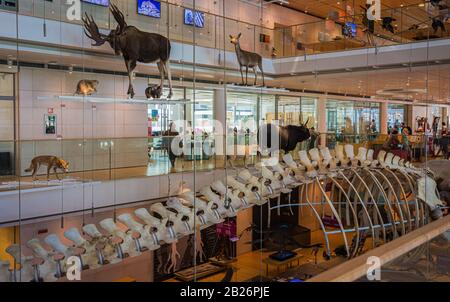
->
[7,56,13,69]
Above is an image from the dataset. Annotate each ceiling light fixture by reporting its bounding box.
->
[7,56,13,69]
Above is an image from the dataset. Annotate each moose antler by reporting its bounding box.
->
[110,3,127,34]
[82,13,108,46]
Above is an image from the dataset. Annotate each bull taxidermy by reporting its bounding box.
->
[82,4,173,99]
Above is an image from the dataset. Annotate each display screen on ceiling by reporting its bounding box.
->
[81,0,110,7]
[137,0,161,18]
[343,22,357,38]
[184,9,205,28]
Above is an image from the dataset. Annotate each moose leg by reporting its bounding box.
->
[125,58,137,98]
[157,61,165,91]
[162,60,173,99]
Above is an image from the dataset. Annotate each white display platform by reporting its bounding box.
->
[0,169,228,224]
[37,95,191,105]
[0,178,101,196]
[226,84,290,94]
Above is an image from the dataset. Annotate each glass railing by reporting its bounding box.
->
[1,1,447,59]
[7,0,275,58]
[1,131,441,189]
[308,215,450,282]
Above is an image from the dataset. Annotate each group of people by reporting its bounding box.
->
[383,122,412,153]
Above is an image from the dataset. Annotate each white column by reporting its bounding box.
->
[380,102,388,135]
[214,88,227,159]
[317,95,327,147]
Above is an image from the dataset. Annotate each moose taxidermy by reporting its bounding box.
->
[75,79,99,96]
[24,155,69,180]
[83,4,173,99]
[229,33,265,87]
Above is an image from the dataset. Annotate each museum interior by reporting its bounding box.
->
[1,0,450,283]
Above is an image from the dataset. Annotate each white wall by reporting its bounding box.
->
[18,67,149,174]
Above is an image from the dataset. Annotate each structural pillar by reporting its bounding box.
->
[316,95,327,147]
[380,102,388,135]
[214,88,227,161]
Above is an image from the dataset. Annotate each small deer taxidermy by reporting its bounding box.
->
[83,4,173,99]
[229,33,265,87]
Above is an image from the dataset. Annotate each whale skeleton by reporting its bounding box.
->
[4,144,446,281]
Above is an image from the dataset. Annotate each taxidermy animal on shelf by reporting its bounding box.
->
[83,4,173,99]
[229,33,265,87]
[74,80,99,96]
[145,84,163,99]
[430,0,442,7]
[432,18,446,33]
[260,120,311,155]
[24,155,69,180]
[381,17,396,34]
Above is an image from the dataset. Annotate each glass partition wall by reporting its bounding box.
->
[326,100,380,144]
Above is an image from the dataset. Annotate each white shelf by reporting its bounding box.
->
[37,95,191,105]
[226,84,290,93]
[0,178,101,196]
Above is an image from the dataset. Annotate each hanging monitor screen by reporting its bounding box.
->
[137,0,161,18]
[342,22,357,38]
[81,0,110,7]
[184,9,205,28]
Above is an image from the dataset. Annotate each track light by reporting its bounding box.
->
[7,56,13,69]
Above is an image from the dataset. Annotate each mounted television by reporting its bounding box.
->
[184,9,205,28]
[81,0,110,7]
[342,22,357,38]
[137,0,161,18]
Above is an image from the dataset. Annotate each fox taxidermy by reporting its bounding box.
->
[75,80,99,96]
[25,156,69,180]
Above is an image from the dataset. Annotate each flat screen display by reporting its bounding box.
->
[184,9,205,28]
[81,0,110,7]
[137,0,161,18]
[343,22,357,38]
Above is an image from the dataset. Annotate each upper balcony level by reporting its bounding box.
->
[1,0,449,60]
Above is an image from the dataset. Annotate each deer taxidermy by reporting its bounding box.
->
[83,4,173,99]
[229,33,265,87]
